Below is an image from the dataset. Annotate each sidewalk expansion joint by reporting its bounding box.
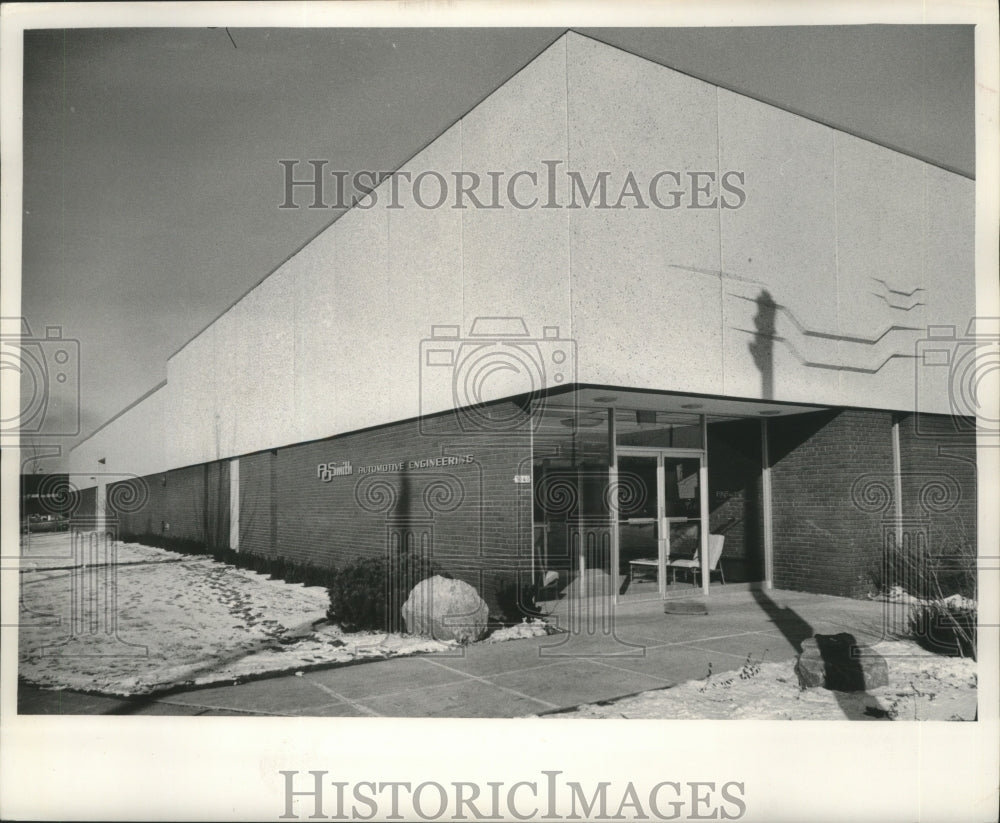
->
[586,656,675,684]
[305,679,383,717]
[420,657,560,710]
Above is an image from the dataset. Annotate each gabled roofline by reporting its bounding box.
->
[575,29,973,182]
[166,28,572,364]
[165,29,973,368]
[117,28,971,436]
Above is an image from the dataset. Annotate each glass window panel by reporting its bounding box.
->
[615,409,702,449]
[617,455,657,519]
[664,457,700,517]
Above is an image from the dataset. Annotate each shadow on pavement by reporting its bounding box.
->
[752,588,886,720]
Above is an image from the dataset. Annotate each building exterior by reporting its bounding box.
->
[68,32,978,613]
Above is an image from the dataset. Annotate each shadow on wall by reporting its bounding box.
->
[748,289,777,400]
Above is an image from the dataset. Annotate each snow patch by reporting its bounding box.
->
[17,536,454,697]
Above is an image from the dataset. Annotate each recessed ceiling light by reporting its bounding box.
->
[592,396,618,403]
[759,410,782,416]
[680,403,703,409]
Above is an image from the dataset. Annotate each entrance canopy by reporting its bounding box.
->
[529,385,825,606]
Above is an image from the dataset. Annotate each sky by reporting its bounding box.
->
[17,25,975,471]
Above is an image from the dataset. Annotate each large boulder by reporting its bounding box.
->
[401,575,489,644]
[795,633,889,691]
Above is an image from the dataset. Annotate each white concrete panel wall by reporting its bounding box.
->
[566,33,724,394]
[916,167,976,417]
[67,385,167,487]
[386,124,464,422]
[291,199,349,445]
[564,33,973,412]
[460,36,572,380]
[238,266,297,454]
[834,135,929,409]
[718,89,839,403]
[313,193,392,435]
[74,32,974,475]
[168,330,217,468]
[211,304,242,458]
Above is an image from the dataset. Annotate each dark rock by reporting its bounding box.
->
[795,633,889,692]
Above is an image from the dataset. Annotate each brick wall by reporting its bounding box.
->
[238,451,275,556]
[768,409,895,597]
[111,461,230,549]
[109,473,165,536]
[767,409,978,599]
[244,402,534,610]
[102,402,978,608]
[896,412,977,597]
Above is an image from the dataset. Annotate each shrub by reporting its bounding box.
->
[910,602,977,659]
[326,550,438,632]
[866,532,977,659]
[494,576,542,624]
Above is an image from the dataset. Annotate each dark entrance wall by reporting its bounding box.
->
[707,419,765,583]
[767,408,978,599]
[767,409,895,597]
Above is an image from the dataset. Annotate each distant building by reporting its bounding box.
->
[20,473,71,523]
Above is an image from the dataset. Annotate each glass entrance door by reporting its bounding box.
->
[616,449,705,600]
[663,456,702,586]
[617,454,662,599]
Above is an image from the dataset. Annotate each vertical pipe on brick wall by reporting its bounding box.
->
[608,407,619,603]
[229,458,240,551]
[529,411,535,586]
[268,450,278,554]
[700,414,710,597]
[95,477,106,535]
[891,414,903,545]
[761,419,774,590]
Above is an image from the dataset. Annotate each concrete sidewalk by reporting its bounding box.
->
[18,588,891,717]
